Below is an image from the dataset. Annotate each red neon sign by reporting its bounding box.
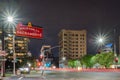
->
[16,23,43,39]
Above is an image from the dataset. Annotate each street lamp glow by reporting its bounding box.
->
[93,33,108,51]
[98,38,103,43]
[7,16,13,22]
[62,57,66,61]
[28,63,31,67]
[97,37,105,48]
[1,9,20,28]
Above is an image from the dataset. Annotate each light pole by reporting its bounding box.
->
[0,16,15,77]
[7,16,16,75]
[1,23,5,77]
[113,26,118,68]
[114,27,117,57]
[1,5,20,75]
[8,17,16,75]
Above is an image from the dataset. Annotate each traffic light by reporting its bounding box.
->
[40,55,43,59]
[39,55,44,61]
[37,62,43,67]
[115,57,118,63]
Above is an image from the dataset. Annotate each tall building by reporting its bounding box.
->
[0,28,29,59]
[0,27,29,69]
[5,36,29,59]
[58,29,87,60]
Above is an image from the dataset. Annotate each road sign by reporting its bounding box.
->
[16,22,43,39]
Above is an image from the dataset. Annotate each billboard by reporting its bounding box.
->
[16,22,43,39]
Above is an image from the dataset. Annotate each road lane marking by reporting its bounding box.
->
[18,77,23,80]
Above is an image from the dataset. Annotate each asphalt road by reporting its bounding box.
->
[45,71,120,80]
[4,71,120,80]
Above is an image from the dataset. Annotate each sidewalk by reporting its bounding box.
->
[0,76,10,80]
[0,73,16,80]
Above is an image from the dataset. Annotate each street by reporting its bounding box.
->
[3,70,120,80]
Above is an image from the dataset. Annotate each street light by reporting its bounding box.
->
[2,16,16,76]
[114,27,117,57]
[7,16,13,22]
[98,37,104,51]
[98,38,103,43]
[0,5,21,76]
[0,16,15,77]
[0,16,14,77]
[62,57,66,61]
[96,36,106,53]
[7,16,16,76]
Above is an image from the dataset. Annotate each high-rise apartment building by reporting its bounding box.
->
[5,36,29,59]
[0,27,29,69]
[0,28,29,59]
[58,29,87,60]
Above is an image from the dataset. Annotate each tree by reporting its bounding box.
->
[94,52,114,68]
[68,60,75,68]
[74,60,81,67]
[90,56,96,66]
[118,55,120,65]
[68,59,81,68]
[80,55,93,68]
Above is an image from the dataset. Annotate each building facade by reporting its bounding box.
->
[0,28,29,59]
[58,29,87,60]
[5,36,29,59]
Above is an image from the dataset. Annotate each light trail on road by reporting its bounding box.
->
[35,67,120,72]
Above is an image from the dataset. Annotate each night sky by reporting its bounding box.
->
[1,0,120,58]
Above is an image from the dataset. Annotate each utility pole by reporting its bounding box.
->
[114,26,117,57]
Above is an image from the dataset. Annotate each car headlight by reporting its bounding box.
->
[25,68,29,71]
[19,68,24,71]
